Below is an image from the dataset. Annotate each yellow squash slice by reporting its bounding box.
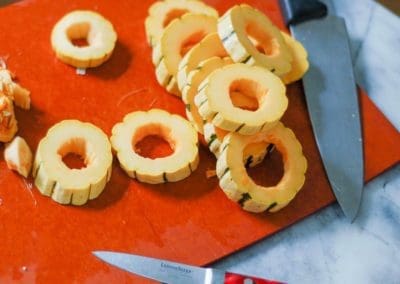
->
[32,120,113,205]
[280,32,309,85]
[152,13,217,96]
[0,96,18,143]
[177,32,228,92]
[51,10,117,68]
[194,63,288,135]
[111,109,199,184]
[182,56,233,134]
[145,0,218,47]
[218,4,292,76]
[183,55,262,134]
[203,121,272,168]
[4,136,33,178]
[216,122,307,213]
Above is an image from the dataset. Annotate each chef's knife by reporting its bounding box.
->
[279,0,364,221]
[93,251,283,284]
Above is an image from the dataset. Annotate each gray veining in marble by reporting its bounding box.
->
[214,1,400,283]
[330,0,376,63]
[324,0,400,131]
[354,3,400,131]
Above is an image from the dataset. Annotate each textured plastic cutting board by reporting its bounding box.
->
[0,0,399,283]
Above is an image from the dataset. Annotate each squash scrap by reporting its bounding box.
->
[4,136,33,178]
[0,96,18,143]
[145,0,218,48]
[51,10,117,68]
[111,109,199,184]
[218,4,292,76]
[0,68,31,110]
[152,13,217,96]
[216,122,307,213]
[194,63,288,135]
[32,120,113,205]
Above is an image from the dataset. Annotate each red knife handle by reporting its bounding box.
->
[224,272,284,284]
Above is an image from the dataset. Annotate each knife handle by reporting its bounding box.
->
[224,272,284,284]
[279,0,328,25]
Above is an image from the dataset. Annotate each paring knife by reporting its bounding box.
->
[279,0,364,221]
[93,251,283,284]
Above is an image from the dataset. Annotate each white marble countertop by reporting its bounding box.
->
[214,1,400,283]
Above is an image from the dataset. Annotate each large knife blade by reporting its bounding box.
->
[280,0,364,221]
[0,0,21,8]
[93,251,282,284]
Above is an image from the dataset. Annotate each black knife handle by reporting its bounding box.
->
[279,0,328,25]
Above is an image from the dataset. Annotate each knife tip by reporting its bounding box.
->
[348,209,360,223]
[92,251,109,259]
[342,194,362,223]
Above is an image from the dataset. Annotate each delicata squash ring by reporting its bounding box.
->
[152,13,217,96]
[111,109,199,184]
[177,32,229,92]
[183,56,262,135]
[203,121,272,168]
[218,4,292,76]
[145,0,218,47]
[51,10,117,68]
[32,120,113,205]
[182,56,233,134]
[216,122,307,213]
[195,63,288,135]
[280,32,309,85]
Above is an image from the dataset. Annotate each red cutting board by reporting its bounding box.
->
[0,0,399,283]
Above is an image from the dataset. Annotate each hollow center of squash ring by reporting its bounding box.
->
[163,9,189,27]
[180,31,207,57]
[133,124,175,159]
[246,23,279,56]
[246,144,284,187]
[66,22,92,47]
[229,79,264,111]
[58,138,89,169]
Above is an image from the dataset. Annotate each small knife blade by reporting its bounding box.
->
[280,0,364,221]
[93,251,282,284]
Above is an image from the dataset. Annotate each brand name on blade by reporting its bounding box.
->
[160,262,192,274]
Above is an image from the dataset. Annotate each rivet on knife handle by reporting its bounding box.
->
[224,272,284,284]
[279,0,328,25]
